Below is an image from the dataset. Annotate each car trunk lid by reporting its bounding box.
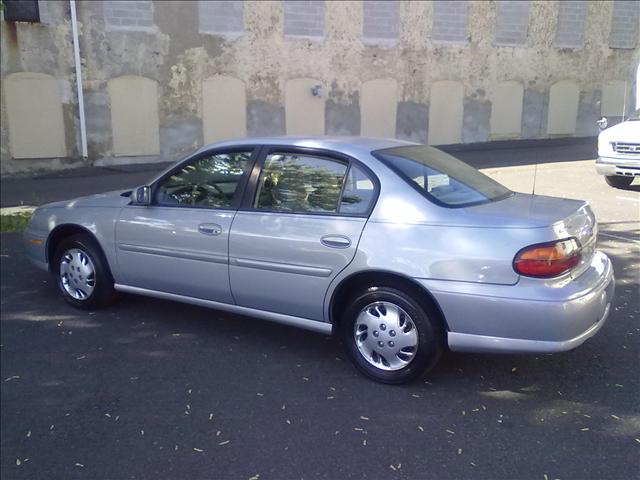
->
[463,193,597,278]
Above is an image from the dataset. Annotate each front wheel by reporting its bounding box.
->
[53,234,116,309]
[341,286,444,384]
[605,175,633,188]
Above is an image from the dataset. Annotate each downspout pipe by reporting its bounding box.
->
[70,0,87,158]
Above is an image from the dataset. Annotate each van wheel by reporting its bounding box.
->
[53,234,116,309]
[341,286,443,384]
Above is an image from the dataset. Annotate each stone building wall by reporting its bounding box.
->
[1,0,638,174]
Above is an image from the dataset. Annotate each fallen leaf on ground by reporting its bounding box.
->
[193,448,203,452]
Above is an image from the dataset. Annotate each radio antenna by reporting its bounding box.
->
[532,160,538,195]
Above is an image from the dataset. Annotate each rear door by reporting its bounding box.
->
[116,147,257,302]
[229,147,378,321]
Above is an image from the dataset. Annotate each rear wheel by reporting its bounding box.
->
[605,175,633,188]
[341,286,444,384]
[53,234,116,309]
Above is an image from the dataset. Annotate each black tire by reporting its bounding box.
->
[341,286,444,384]
[605,175,633,188]
[53,234,116,309]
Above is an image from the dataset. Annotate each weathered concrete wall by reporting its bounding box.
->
[1,0,638,174]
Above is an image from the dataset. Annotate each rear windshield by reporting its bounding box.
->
[373,145,513,207]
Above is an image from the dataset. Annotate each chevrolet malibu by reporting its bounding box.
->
[24,137,615,383]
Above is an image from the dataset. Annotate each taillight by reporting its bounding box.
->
[513,238,582,278]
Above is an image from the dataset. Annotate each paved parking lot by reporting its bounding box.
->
[1,158,638,480]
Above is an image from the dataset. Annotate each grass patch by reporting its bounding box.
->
[0,212,32,233]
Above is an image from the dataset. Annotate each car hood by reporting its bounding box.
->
[599,119,640,143]
[459,192,589,228]
[41,190,132,209]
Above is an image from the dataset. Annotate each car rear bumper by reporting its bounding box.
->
[417,251,614,354]
[596,156,640,177]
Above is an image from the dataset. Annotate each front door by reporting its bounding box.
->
[116,148,256,302]
[229,148,377,321]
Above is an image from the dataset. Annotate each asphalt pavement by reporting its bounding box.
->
[1,147,639,480]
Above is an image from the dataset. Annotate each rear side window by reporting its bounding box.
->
[374,146,512,207]
[254,153,348,213]
[340,164,375,214]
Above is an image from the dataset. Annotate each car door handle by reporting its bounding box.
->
[198,223,222,236]
[321,235,351,249]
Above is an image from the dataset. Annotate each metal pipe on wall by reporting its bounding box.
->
[70,0,87,158]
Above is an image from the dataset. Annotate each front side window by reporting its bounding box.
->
[374,146,512,207]
[155,151,252,208]
[254,153,348,213]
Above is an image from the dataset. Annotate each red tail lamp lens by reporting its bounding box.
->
[514,238,582,278]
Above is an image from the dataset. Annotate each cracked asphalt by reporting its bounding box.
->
[1,158,639,480]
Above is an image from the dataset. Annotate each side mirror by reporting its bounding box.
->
[596,117,608,130]
[134,186,151,205]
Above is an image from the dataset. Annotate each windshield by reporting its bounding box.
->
[374,145,513,207]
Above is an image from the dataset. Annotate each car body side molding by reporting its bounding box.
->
[230,257,333,277]
[118,243,229,265]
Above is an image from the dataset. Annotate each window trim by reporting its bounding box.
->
[145,146,261,211]
[372,147,513,209]
[239,146,380,218]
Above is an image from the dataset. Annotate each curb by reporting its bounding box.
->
[1,206,36,215]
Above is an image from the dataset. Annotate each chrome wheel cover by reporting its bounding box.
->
[354,301,419,371]
[59,248,96,301]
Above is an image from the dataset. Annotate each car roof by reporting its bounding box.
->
[196,136,420,159]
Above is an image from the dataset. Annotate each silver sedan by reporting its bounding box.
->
[24,137,615,383]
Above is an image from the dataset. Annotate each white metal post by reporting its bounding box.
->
[70,0,88,158]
